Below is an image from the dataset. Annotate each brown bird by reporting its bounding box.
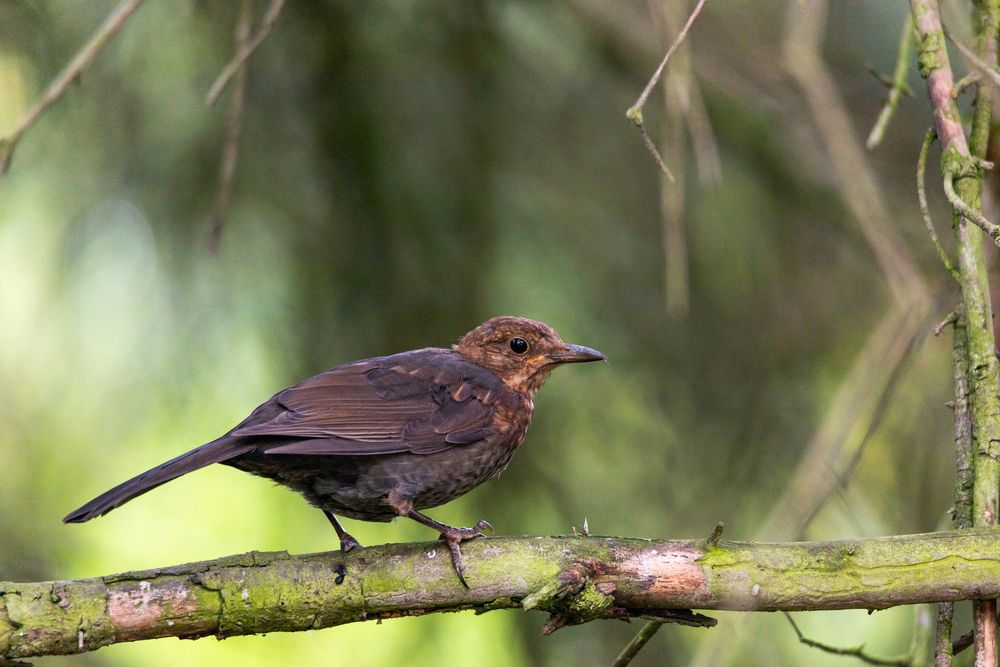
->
[65,316,605,585]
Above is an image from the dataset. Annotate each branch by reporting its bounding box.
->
[0,0,146,174]
[866,13,915,149]
[784,0,926,305]
[625,0,710,181]
[945,27,1000,91]
[4,530,1000,660]
[917,127,960,280]
[610,619,664,667]
[208,0,253,253]
[912,1,1000,664]
[784,612,910,667]
[205,0,287,107]
[943,171,1000,247]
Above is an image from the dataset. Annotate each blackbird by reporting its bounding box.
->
[65,316,605,585]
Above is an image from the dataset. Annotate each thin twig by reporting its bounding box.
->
[682,64,722,186]
[943,170,1000,247]
[0,0,145,173]
[917,128,959,280]
[953,72,980,98]
[954,630,974,655]
[208,0,253,253]
[784,0,925,303]
[783,613,911,667]
[627,0,708,121]
[610,621,664,667]
[944,27,1000,91]
[625,0,709,179]
[934,309,959,336]
[866,66,899,90]
[705,521,724,548]
[867,14,914,149]
[205,0,286,107]
[638,124,676,182]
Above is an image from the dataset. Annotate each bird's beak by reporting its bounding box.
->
[549,343,607,364]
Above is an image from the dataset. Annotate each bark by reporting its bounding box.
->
[3,530,1000,660]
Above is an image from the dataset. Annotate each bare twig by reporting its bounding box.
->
[866,66,900,91]
[650,0,692,314]
[943,171,1000,247]
[208,0,253,253]
[610,621,664,667]
[784,613,911,667]
[954,630,974,655]
[918,128,959,280]
[638,124,676,182]
[934,309,959,336]
[626,0,708,121]
[867,14,915,149]
[625,0,709,179]
[953,72,980,98]
[945,27,1000,91]
[705,521,724,548]
[0,0,145,173]
[684,74,722,186]
[783,0,926,303]
[205,0,287,107]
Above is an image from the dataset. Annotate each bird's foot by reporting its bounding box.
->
[438,520,492,588]
[339,533,363,553]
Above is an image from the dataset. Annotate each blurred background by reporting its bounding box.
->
[0,0,983,665]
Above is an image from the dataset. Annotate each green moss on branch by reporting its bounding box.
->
[4,530,1000,660]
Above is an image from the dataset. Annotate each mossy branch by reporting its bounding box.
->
[3,530,1000,660]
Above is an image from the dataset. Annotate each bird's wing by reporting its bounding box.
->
[230,349,502,455]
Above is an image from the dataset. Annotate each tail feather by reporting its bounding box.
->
[63,437,252,523]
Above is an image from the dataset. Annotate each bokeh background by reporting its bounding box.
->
[0,0,983,665]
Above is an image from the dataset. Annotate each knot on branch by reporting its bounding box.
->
[521,562,715,635]
[941,146,983,180]
[521,564,617,635]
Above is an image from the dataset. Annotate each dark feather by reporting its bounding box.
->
[231,349,501,456]
[64,437,253,522]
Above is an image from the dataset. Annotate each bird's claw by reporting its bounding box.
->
[339,534,363,553]
[438,519,492,588]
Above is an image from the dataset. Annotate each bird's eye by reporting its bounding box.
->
[509,337,529,354]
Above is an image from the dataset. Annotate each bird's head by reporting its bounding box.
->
[454,316,605,395]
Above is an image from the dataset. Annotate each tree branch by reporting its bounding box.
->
[0,0,146,174]
[204,0,287,107]
[625,0,710,181]
[207,0,253,253]
[866,13,915,150]
[784,612,910,667]
[912,1,1000,664]
[3,530,1000,660]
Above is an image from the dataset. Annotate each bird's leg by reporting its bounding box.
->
[404,509,492,588]
[323,510,362,552]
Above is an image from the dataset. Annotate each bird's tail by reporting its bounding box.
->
[63,437,252,523]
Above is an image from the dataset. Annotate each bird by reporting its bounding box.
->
[64,316,605,586]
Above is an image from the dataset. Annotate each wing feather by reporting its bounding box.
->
[228,349,502,456]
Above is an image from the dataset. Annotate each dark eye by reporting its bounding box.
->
[509,337,528,354]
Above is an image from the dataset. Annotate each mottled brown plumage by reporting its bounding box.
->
[65,316,604,585]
